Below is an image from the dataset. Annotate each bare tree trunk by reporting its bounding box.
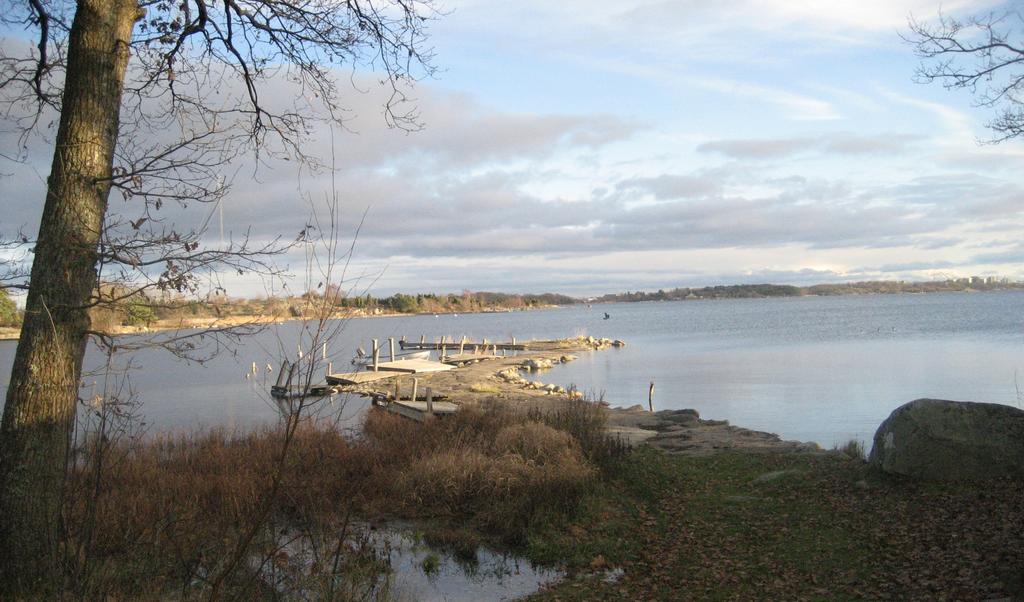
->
[0,0,140,590]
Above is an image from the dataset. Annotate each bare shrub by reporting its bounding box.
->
[528,394,631,472]
[493,421,579,465]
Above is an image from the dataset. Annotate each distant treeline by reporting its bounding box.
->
[12,277,1024,332]
[85,286,579,329]
[333,291,578,314]
[594,278,1024,303]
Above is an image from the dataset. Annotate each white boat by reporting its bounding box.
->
[351,349,431,367]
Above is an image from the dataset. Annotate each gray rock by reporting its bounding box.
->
[522,358,554,371]
[658,409,701,425]
[869,398,1024,480]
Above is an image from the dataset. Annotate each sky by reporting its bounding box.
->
[3,0,1024,297]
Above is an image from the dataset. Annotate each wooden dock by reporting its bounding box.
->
[400,340,526,351]
[371,359,455,374]
[325,371,399,386]
[373,399,458,422]
[442,353,498,366]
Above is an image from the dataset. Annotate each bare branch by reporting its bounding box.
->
[906,9,1024,142]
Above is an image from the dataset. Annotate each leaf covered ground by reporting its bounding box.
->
[527,448,1024,601]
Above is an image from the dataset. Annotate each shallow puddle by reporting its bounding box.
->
[261,522,563,601]
[376,526,564,601]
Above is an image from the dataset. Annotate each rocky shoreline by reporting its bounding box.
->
[348,336,820,456]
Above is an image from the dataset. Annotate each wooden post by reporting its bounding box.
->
[372,339,380,372]
[275,360,289,388]
[426,387,434,417]
[481,338,487,355]
[389,337,396,362]
[511,336,516,356]
[648,381,655,412]
[322,342,327,360]
[460,336,466,355]
[327,361,333,377]
[394,378,401,402]
[251,361,257,374]
[411,378,419,404]
[420,334,426,345]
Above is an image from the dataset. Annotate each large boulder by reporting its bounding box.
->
[869,398,1024,480]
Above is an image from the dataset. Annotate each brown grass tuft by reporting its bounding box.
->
[56,397,619,596]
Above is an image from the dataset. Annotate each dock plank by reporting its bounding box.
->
[442,353,498,365]
[372,359,456,374]
[400,341,526,351]
[376,400,458,422]
[325,371,399,385]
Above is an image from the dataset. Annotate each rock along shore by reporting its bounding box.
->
[348,336,819,456]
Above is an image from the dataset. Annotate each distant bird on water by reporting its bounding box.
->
[603,312,611,320]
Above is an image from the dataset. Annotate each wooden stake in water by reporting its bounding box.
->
[275,361,289,388]
[389,337,396,362]
[648,381,655,412]
[322,342,327,360]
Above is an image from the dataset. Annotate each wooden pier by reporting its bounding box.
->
[325,371,400,386]
[374,399,458,421]
[399,338,525,351]
[371,358,455,374]
[441,352,498,366]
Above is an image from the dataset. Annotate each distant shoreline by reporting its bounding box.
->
[2,282,1022,342]
[0,304,560,342]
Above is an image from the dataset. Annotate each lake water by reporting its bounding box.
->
[1,290,1022,448]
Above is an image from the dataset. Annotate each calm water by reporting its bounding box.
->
[1,291,1022,447]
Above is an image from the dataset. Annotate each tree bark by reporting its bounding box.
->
[0,0,140,590]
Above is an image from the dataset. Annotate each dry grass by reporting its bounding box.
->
[834,438,867,461]
[55,399,626,598]
[528,394,632,472]
[467,381,501,394]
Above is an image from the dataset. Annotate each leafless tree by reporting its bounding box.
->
[907,9,1024,142]
[0,0,436,591]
